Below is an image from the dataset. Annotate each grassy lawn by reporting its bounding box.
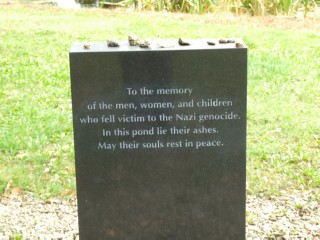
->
[0,4,319,199]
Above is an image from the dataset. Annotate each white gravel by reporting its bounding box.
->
[0,193,78,240]
[0,190,319,239]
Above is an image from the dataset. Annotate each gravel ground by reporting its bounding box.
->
[0,190,319,240]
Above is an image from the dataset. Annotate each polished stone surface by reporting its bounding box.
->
[70,41,247,240]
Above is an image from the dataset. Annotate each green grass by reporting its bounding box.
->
[97,0,318,16]
[0,4,319,198]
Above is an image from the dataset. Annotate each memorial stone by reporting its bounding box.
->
[69,39,247,240]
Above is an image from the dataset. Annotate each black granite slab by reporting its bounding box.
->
[70,40,247,240]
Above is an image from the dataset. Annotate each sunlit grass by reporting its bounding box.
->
[97,0,319,16]
[0,4,319,198]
